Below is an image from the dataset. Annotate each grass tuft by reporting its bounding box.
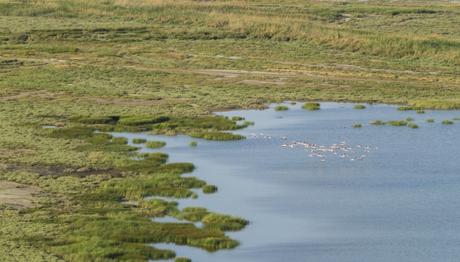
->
[274,105,289,111]
[146,141,167,149]
[354,104,366,110]
[302,102,320,111]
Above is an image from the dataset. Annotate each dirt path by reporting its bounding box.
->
[0,181,40,209]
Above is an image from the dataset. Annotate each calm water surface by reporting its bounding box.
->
[113,102,460,262]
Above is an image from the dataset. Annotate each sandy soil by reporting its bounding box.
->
[0,181,40,209]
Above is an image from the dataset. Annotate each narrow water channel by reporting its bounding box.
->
[112,102,460,262]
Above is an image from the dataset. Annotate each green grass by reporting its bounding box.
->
[189,141,198,147]
[442,120,454,125]
[231,116,245,121]
[274,105,289,111]
[426,118,435,123]
[352,124,362,128]
[133,138,147,144]
[175,258,191,262]
[353,105,366,110]
[302,102,320,111]
[408,123,419,129]
[387,120,408,126]
[1,0,460,260]
[146,141,167,149]
[190,132,245,141]
[203,185,218,194]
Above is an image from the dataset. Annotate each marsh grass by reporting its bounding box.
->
[175,258,191,262]
[190,132,245,141]
[231,116,245,121]
[202,214,249,232]
[112,137,128,145]
[352,124,362,128]
[387,120,408,126]
[302,102,320,111]
[354,105,366,110]
[118,116,170,127]
[442,120,454,125]
[146,141,166,149]
[202,185,218,194]
[189,141,198,147]
[72,115,120,125]
[426,118,435,123]
[408,123,419,129]
[132,138,147,144]
[2,0,460,260]
[274,105,289,111]
[370,120,386,126]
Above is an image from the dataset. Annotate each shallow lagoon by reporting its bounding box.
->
[113,102,460,262]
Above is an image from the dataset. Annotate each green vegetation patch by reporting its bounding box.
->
[202,185,218,194]
[442,120,454,125]
[190,132,245,141]
[352,124,362,128]
[132,138,147,144]
[302,102,321,111]
[387,120,408,126]
[354,104,366,110]
[146,141,167,149]
[274,105,289,111]
[202,214,249,232]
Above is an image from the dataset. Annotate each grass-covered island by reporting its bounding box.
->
[1,0,460,261]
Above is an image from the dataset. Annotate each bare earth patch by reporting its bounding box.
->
[0,181,40,209]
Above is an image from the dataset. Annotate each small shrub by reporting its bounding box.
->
[189,141,198,147]
[274,105,289,111]
[132,138,147,144]
[202,185,218,194]
[406,117,414,122]
[302,102,320,111]
[146,141,166,149]
[426,118,435,123]
[352,124,362,128]
[353,104,366,110]
[408,123,419,129]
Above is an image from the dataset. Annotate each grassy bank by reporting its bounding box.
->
[1,0,460,261]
